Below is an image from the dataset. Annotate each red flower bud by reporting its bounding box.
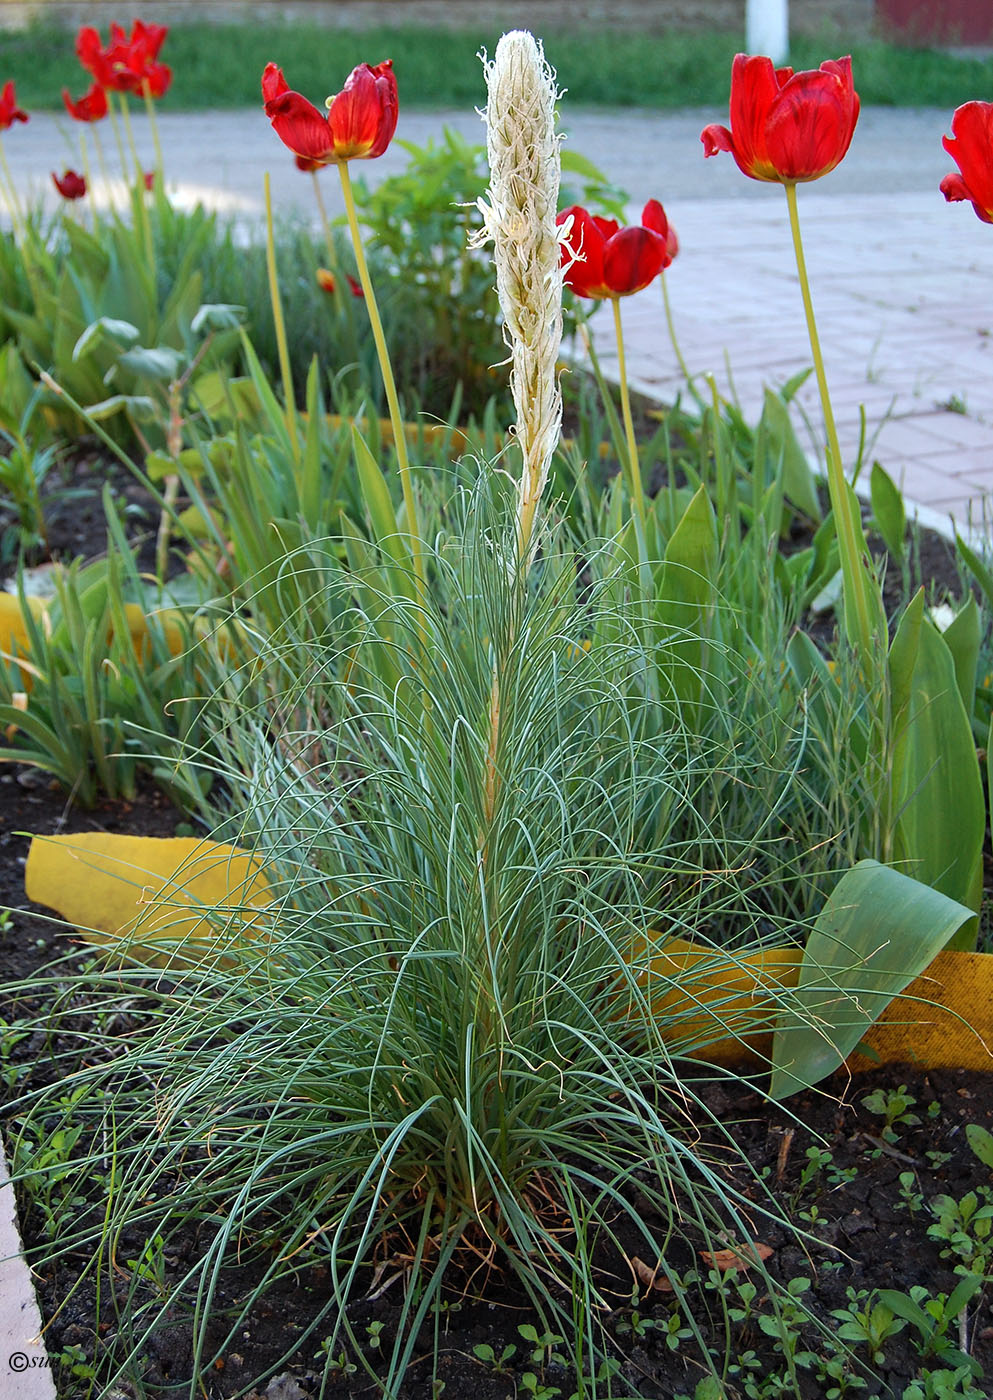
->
[941,101,993,225]
[641,199,679,264]
[556,205,668,300]
[701,53,859,184]
[263,59,398,166]
[52,168,87,200]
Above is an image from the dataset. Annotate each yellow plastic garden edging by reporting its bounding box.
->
[23,835,993,1076]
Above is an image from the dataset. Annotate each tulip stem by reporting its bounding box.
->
[784,180,881,670]
[0,136,24,233]
[91,128,117,214]
[337,158,426,608]
[142,81,166,186]
[78,130,100,235]
[611,295,649,538]
[263,171,301,468]
[660,271,694,387]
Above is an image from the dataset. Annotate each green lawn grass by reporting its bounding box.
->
[2,21,992,110]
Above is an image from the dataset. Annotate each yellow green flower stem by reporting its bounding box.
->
[115,94,154,275]
[310,171,338,271]
[141,81,166,186]
[263,172,302,468]
[660,271,693,386]
[611,295,650,544]
[0,135,24,234]
[337,158,426,606]
[78,130,100,234]
[91,128,117,214]
[784,180,881,670]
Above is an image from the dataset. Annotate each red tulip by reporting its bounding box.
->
[52,169,87,200]
[701,53,859,184]
[76,22,171,98]
[941,102,993,225]
[263,59,398,165]
[0,80,28,131]
[556,205,668,300]
[641,199,679,263]
[62,81,108,123]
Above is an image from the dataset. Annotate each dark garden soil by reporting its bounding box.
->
[0,434,990,1399]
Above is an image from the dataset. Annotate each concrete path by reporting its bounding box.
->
[3,102,991,539]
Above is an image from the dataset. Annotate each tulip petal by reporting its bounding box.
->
[726,53,783,180]
[603,226,667,296]
[557,205,609,299]
[942,102,993,224]
[700,122,735,159]
[326,61,398,160]
[766,64,859,182]
[265,88,336,164]
[261,61,288,105]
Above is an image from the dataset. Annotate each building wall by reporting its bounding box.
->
[876,0,993,46]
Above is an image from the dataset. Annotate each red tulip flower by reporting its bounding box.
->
[262,59,398,165]
[62,81,108,123]
[940,102,993,225]
[0,80,28,131]
[556,205,668,300]
[701,53,859,184]
[641,199,679,262]
[76,21,171,98]
[52,169,87,200]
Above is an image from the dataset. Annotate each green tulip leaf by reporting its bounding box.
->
[770,859,974,1100]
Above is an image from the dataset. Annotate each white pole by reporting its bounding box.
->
[746,0,790,63]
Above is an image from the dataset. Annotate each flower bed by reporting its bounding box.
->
[3,18,993,1400]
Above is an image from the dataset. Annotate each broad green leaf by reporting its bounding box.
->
[190,303,246,336]
[655,485,718,718]
[757,387,821,522]
[888,591,984,938]
[869,461,906,563]
[966,1122,993,1169]
[559,150,611,184]
[84,394,157,423]
[72,317,142,362]
[941,594,980,716]
[957,533,993,609]
[115,346,186,382]
[769,859,974,1099]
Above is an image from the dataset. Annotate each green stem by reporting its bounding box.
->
[116,93,144,185]
[337,159,426,605]
[91,127,117,214]
[0,136,23,234]
[78,130,100,235]
[611,295,649,542]
[784,181,880,669]
[661,270,693,386]
[310,170,338,271]
[263,171,301,468]
[141,81,165,184]
[116,94,154,277]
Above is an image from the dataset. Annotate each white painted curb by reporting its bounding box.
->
[0,1140,57,1398]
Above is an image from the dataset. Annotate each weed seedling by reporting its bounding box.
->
[831,1286,906,1365]
[472,1342,517,1376]
[861,1085,921,1145]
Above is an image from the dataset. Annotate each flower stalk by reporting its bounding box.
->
[784,181,883,670]
[478,29,564,568]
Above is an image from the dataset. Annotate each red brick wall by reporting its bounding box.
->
[876,0,993,45]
